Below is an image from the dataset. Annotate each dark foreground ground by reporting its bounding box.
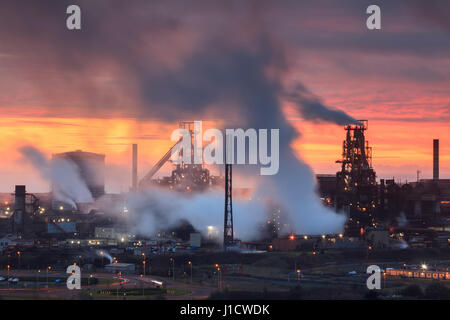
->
[1,247,450,299]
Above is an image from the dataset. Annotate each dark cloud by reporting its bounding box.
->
[0,0,448,119]
[293,31,450,58]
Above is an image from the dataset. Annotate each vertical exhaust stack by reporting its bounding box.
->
[132,144,138,191]
[12,185,26,234]
[433,139,439,181]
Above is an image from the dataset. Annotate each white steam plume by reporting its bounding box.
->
[18,146,93,207]
[96,249,113,264]
[122,188,267,241]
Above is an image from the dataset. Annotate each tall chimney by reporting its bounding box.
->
[132,144,138,191]
[13,185,26,233]
[433,139,439,181]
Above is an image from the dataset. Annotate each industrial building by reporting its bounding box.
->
[386,268,450,281]
[104,263,135,273]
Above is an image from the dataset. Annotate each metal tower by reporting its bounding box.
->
[224,133,234,249]
[138,121,213,191]
[335,120,377,235]
[223,163,233,249]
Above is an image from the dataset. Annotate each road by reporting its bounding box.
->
[0,270,214,300]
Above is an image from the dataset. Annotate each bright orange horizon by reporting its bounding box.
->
[0,115,447,193]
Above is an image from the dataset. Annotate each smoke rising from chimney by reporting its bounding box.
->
[96,249,113,264]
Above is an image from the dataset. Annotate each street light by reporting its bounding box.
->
[7,265,10,290]
[46,266,51,289]
[17,251,21,270]
[296,269,301,281]
[143,260,146,277]
[215,264,222,289]
[142,256,146,297]
[188,261,193,283]
[36,269,41,290]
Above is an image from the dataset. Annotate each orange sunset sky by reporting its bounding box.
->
[0,1,448,193]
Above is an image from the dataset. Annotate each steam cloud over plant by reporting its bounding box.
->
[18,146,93,208]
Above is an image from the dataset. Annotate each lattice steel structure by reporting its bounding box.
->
[336,120,377,235]
[223,163,234,249]
[139,121,217,192]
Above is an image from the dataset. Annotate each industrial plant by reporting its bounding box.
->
[0,119,448,300]
[0,121,447,246]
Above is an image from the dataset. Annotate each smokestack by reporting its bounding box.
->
[433,139,439,181]
[13,185,26,233]
[132,144,138,191]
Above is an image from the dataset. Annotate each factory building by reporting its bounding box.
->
[377,139,450,219]
[316,174,337,206]
[104,263,135,274]
[272,234,368,251]
[0,235,15,250]
[190,232,202,248]
[95,227,117,239]
[47,220,77,234]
